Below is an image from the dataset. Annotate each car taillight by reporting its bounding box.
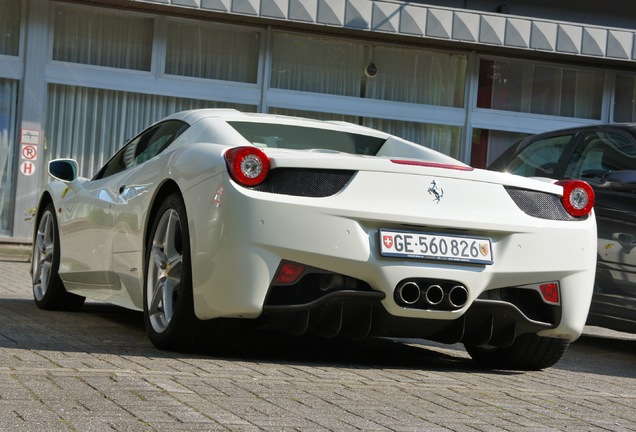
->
[274,262,305,284]
[539,282,560,304]
[224,146,270,187]
[556,180,595,218]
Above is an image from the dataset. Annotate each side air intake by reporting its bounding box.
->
[505,186,581,221]
[252,168,355,197]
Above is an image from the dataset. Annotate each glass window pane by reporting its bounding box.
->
[271,33,365,97]
[478,59,603,120]
[52,5,153,71]
[0,79,18,233]
[271,33,467,108]
[614,74,636,122]
[165,21,259,83]
[564,131,636,182]
[530,65,562,115]
[367,46,466,107]
[471,129,530,168]
[363,118,462,159]
[501,134,573,177]
[0,0,21,56]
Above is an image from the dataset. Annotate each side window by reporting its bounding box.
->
[94,120,188,179]
[504,134,573,177]
[564,131,636,183]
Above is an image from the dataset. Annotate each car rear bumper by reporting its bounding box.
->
[185,174,597,342]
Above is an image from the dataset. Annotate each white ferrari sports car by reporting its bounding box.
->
[32,109,597,369]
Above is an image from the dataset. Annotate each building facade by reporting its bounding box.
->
[1,0,635,242]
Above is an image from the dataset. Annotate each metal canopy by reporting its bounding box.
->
[115,0,636,63]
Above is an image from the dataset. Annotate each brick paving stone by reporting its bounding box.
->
[1,260,636,431]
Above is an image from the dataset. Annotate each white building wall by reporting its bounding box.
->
[1,0,635,241]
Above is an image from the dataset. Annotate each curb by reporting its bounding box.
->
[0,243,32,262]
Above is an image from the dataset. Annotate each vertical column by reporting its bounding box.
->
[13,0,50,241]
[258,27,273,113]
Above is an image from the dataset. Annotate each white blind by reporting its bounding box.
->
[271,32,467,108]
[165,20,260,83]
[365,46,466,108]
[52,5,153,71]
[45,84,256,182]
[480,59,604,120]
[271,33,365,97]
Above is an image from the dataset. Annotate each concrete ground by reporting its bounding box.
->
[0,242,31,262]
[0,259,634,431]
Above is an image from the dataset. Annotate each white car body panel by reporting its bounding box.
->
[38,109,597,351]
[184,163,596,339]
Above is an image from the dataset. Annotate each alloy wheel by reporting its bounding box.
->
[147,209,184,333]
[32,211,55,301]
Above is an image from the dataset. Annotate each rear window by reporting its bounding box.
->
[564,130,636,183]
[498,134,573,177]
[228,121,386,155]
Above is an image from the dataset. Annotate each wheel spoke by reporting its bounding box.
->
[152,245,169,270]
[35,231,45,254]
[33,261,51,298]
[163,278,175,323]
[150,276,165,312]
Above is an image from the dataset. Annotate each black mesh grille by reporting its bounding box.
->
[252,168,356,197]
[505,187,582,221]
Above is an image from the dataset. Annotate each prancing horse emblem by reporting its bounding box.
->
[428,180,444,203]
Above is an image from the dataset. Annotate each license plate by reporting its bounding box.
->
[379,229,493,265]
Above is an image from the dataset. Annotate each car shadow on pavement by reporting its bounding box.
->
[202,330,478,372]
[0,297,485,373]
[556,334,636,378]
[3,297,633,376]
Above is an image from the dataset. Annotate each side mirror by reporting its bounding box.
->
[599,170,636,192]
[49,159,79,183]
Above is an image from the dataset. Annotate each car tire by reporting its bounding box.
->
[464,334,570,370]
[144,193,203,351]
[32,202,86,311]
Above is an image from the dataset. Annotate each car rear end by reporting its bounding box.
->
[185,145,596,351]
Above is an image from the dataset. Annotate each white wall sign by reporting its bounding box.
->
[20,129,40,145]
[20,161,36,176]
[21,145,37,160]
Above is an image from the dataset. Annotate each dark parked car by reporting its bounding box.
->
[490,124,636,333]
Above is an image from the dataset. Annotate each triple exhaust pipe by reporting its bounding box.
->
[395,280,468,310]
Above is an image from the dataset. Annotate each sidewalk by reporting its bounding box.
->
[0,242,31,262]
[1,258,636,431]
